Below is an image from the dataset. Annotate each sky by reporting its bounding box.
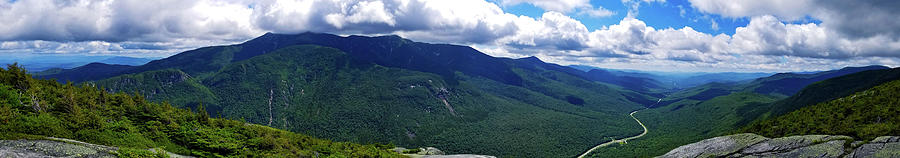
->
[0,0,899,72]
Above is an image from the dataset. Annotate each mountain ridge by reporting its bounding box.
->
[36,37,650,157]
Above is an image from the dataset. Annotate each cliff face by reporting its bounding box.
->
[659,133,900,158]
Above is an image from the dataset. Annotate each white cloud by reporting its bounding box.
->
[499,12,590,50]
[0,40,190,57]
[500,0,615,18]
[730,15,900,59]
[254,0,523,43]
[0,0,898,72]
[482,14,900,72]
[0,0,261,42]
[323,1,396,29]
[687,0,900,38]
[687,0,815,20]
[500,0,591,13]
[578,7,615,18]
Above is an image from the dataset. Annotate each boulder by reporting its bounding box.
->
[0,139,116,158]
[0,138,194,158]
[658,133,768,158]
[396,146,496,158]
[735,135,849,157]
[419,147,446,155]
[660,134,900,158]
[845,136,900,158]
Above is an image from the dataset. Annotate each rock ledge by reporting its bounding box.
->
[658,133,900,158]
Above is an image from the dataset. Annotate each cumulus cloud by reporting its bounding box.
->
[483,14,900,72]
[0,0,260,42]
[687,0,815,20]
[0,0,898,72]
[688,0,900,39]
[499,12,590,51]
[262,0,521,43]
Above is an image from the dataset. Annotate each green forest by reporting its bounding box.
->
[81,44,646,157]
[0,64,402,157]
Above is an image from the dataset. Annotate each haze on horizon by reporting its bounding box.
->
[0,0,898,72]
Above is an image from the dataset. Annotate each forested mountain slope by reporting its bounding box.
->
[759,67,900,118]
[744,65,889,96]
[664,78,900,157]
[33,32,661,157]
[0,64,402,157]
[742,76,900,140]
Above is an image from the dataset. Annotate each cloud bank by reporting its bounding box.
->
[0,0,898,72]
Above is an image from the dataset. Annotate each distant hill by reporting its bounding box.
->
[96,56,156,66]
[743,65,890,96]
[568,65,772,89]
[659,65,890,107]
[0,55,155,72]
[582,69,672,94]
[673,72,772,88]
[38,63,135,83]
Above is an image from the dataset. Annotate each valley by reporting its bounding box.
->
[578,109,648,158]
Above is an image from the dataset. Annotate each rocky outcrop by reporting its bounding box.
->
[659,133,900,158]
[0,139,116,158]
[393,147,497,158]
[420,155,497,158]
[846,136,900,158]
[0,138,193,158]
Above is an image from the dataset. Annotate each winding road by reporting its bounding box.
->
[576,109,648,158]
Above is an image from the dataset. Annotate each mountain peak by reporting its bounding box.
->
[518,56,543,63]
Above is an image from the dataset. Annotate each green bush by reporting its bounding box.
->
[116,148,168,158]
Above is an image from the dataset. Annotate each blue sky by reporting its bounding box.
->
[0,0,897,72]
[497,0,751,35]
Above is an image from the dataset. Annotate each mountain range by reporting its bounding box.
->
[24,32,900,158]
[0,55,156,72]
[35,32,666,157]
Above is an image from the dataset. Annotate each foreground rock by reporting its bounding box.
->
[393,147,497,158]
[659,133,900,158]
[846,136,900,157]
[0,139,117,158]
[0,138,193,158]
